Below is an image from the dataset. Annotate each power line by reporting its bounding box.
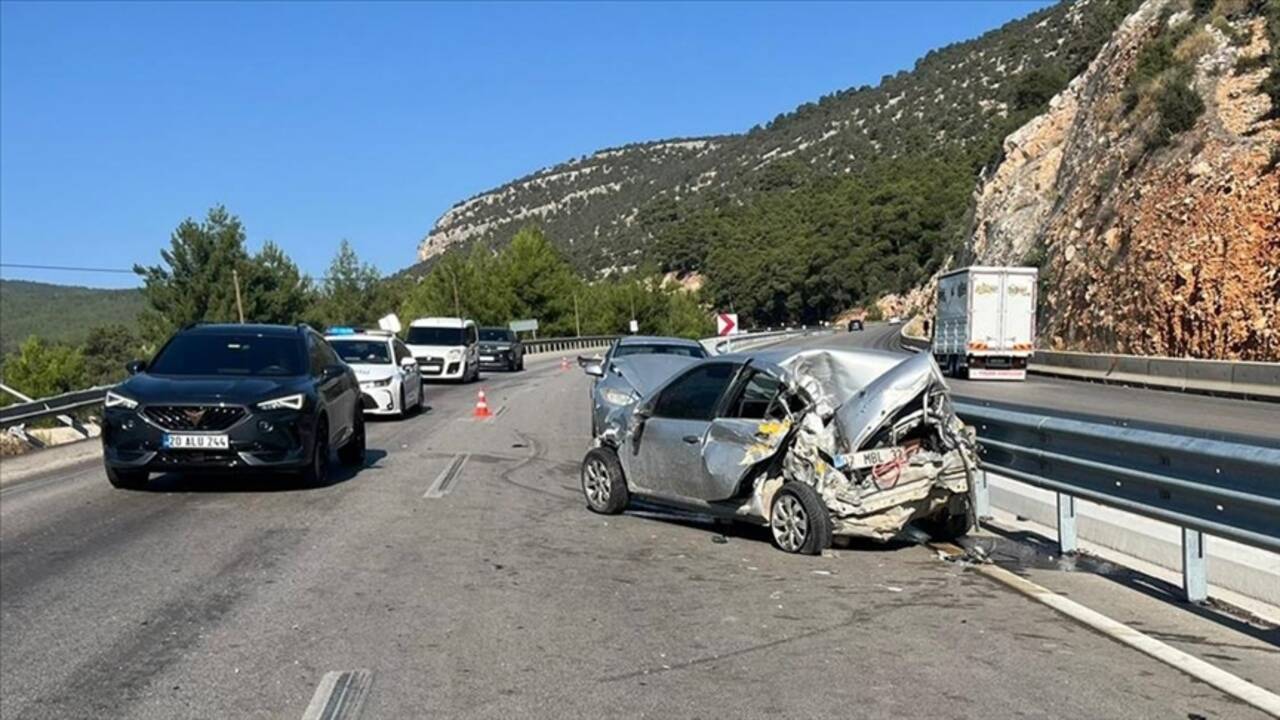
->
[0,263,137,275]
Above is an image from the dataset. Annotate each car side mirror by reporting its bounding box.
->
[322,364,346,381]
[399,356,417,369]
[582,360,604,378]
[125,359,147,375]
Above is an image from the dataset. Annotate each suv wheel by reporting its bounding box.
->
[338,409,366,466]
[106,464,148,490]
[582,446,629,514]
[302,420,330,487]
[769,482,832,555]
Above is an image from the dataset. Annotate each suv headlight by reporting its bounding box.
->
[447,349,463,361]
[257,394,304,411]
[104,390,138,410]
[362,377,392,388]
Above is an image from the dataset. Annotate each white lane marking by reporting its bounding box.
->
[301,669,373,720]
[423,453,470,499]
[939,544,1280,717]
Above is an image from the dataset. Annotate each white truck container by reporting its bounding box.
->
[933,266,1037,380]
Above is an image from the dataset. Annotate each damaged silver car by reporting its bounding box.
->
[580,348,978,554]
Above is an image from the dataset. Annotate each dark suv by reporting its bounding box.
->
[101,323,366,489]
[477,327,524,371]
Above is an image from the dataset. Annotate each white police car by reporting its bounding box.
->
[325,328,424,417]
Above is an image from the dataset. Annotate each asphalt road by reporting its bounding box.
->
[819,323,1280,445]
[1,348,1274,719]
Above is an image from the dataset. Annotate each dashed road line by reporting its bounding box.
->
[300,669,373,720]
[423,453,470,499]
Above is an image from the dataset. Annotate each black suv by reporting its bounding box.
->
[101,324,366,489]
[477,327,524,372]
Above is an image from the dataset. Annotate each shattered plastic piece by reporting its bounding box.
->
[711,535,728,544]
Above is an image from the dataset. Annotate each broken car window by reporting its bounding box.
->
[729,370,782,420]
[651,362,737,421]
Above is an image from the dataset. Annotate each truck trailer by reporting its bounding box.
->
[932,266,1037,380]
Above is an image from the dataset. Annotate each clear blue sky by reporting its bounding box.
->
[1,1,1052,289]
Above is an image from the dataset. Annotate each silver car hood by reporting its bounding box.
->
[607,355,701,397]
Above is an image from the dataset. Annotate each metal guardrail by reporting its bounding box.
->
[1,386,112,428]
[957,400,1280,602]
[523,335,619,355]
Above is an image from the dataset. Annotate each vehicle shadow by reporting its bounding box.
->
[626,499,916,553]
[366,406,432,422]
[138,448,388,493]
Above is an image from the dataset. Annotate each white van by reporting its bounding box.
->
[406,317,480,382]
[932,266,1037,380]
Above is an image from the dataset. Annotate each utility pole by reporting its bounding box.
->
[232,269,246,323]
[573,293,581,338]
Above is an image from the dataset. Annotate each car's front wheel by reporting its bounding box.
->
[769,482,832,555]
[106,464,148,490]
[338,409,366,466]
[582,446,629,514]
[301,420,330,487]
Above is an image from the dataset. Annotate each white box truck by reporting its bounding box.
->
[933,266,1037,380]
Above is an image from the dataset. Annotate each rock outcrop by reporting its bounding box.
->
[967,0,1279,361]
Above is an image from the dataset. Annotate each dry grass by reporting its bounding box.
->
[1212,0,1252,18]
[1174,27,1219,64]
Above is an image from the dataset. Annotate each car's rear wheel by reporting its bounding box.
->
[301,420,330,487]
[338,409,366,466]
[769,482,832,555]
[106,464,148,490]
[582,447,629,515]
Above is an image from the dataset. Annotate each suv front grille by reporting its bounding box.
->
[144,405,245,431]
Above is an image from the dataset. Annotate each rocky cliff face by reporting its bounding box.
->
[967,0,1279,360]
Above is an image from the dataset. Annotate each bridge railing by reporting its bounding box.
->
[523,335,619,355]
[956,400,1280,603]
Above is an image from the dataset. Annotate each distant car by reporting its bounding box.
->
[888,316,903,325]
[406,317,480,382]
[581,349,976,554]
[847,319,864,331]
[478,327,524,371]
[101,323,366,489]
[580,336,709,437]
[325,328,424,417]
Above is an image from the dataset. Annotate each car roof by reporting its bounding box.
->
[615,335,702,348]
[182,323,304,337]
[409,317,473,328]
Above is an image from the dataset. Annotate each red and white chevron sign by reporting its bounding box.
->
[716,312,738,337]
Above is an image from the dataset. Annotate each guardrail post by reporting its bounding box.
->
[1182,528,1208,604]
[1056,493,1078,554]
[973,468,991,520]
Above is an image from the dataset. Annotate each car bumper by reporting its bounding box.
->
[359,387,401,414]
[101,407,314,473]
[419,361,466,380]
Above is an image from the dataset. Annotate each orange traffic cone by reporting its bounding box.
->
[473,389,492,419]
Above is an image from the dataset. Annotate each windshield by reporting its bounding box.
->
[328,339,392,365]
[614,343,707,359]
[479,328,513,342]
[407,327,465,346]
[148,334,304,376]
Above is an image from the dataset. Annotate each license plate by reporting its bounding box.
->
[835,446,908,470]
[164,433,229,450]
[481,355,495,362]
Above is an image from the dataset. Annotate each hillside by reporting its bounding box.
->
[0,280,145,355]
[411,0,1139,324]
[965,0,1279,360]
